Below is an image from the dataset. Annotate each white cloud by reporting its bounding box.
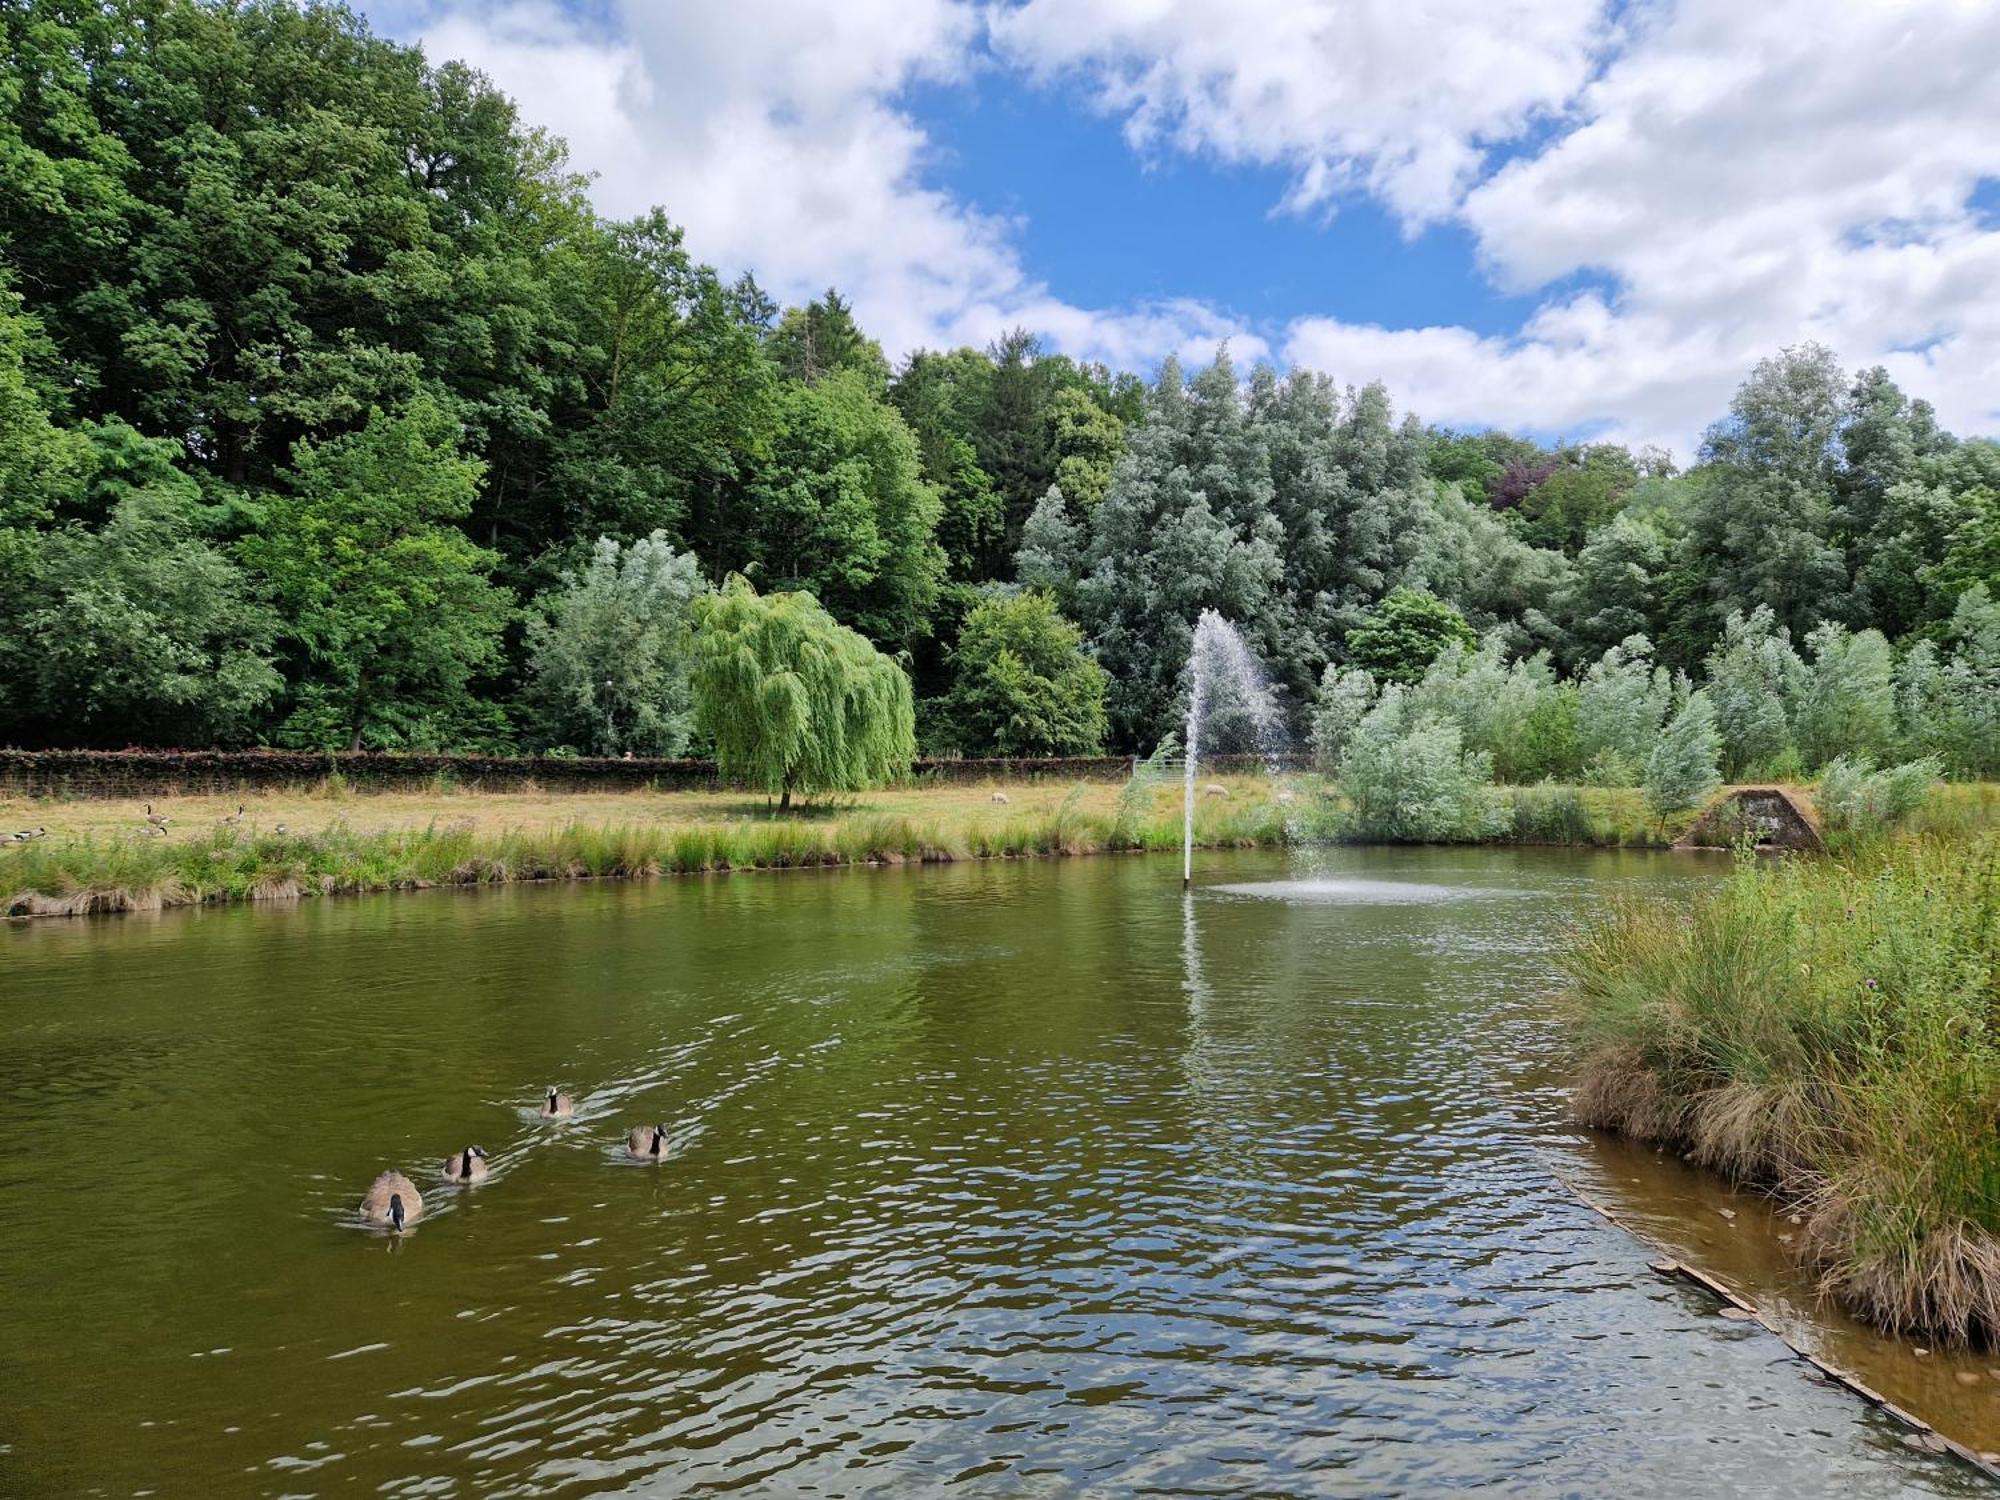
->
[988,0,1608,224]
[393,0,1264,370]
[380,0,2000,455]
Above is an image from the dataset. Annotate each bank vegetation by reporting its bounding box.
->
[1565,788,2000,1344]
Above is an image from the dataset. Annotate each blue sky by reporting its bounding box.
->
[382,1,2000,457]
[910,75,1537,338]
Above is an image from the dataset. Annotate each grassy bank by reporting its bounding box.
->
[0,773,1672,918]
[7,776,1988,920]
[1565,827,2000,1344]
[0,785,1290,917]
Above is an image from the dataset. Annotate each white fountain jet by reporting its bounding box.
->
[1182,609,1287,889]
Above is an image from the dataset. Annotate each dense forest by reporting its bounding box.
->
[1,0,1994,784]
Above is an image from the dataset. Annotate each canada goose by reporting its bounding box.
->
[990,791,1010,805]
[144,804,169,827]
[359,1170,423,1231]
[10,827,45,842]
[139,824,167,838]
[1203,783,1230,799]
[219,805,245,826]
[272,823,288,835]
[625,1124,668,1161]
[539,1087,574,1119]
[441,1146,489,1183]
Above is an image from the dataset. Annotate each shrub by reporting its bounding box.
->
[1336,688,1506,841]
[1308,664,1377,769]
[1814,755,1943,838]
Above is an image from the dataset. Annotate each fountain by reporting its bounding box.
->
[1181,609,1287,889]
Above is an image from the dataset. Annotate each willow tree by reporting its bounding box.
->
[692,578,914,809]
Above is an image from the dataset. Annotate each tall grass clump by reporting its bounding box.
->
[1563,831,2000,1343]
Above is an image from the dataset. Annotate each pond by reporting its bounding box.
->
[0,848,1988,1496]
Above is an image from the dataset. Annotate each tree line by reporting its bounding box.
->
[0,0,1994,794]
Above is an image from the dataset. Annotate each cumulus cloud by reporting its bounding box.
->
[379,0,2000,454]
[988,0,1608,224]
[392,0,1265,370]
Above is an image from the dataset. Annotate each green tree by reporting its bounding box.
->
[1645,688,1723,819]
[1510,444,1639,554]
[242,401,512,750]
[1069,353,1287,746]
[767,289,889,390]
[691,578,915,810]
[1796,622,1896,768]
[0,277,84,526]
[544,211,776,575]
[1335,687,1505,841]
[1559,511,1669,661]
[4,466,279,746]
[1045,386,1124,512]
[1344,586,1477,685]
[722,370,944,649]
[887,347,1004,581]
[521,532,707,756]
[1679,345,1853,640]
[1309,664,1378,769]
[1922,469,2000,615]
[942,592,1107,757]
[1576,635,1672,780]
[1703,605,1806,778]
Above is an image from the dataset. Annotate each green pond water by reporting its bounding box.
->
[0,847,1988,1497]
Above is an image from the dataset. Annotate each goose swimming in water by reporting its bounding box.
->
[441,1146,489,1183]
[625,1124,668,1162]
[539,1087,574,1119]
[359,1170,423,1231]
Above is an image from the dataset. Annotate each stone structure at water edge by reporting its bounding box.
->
[1674,786,1823,852]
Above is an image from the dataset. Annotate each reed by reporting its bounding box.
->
[1563,828,2000,1343]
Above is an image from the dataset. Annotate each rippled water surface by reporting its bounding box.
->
[0,848,1987,1496]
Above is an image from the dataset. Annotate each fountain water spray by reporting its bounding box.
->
[1181,609,1287,889]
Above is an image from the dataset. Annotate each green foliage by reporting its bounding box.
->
[1045,386,1124,511]
[1814,755,1942,839]
[725,370,944,647]
[1309,664,1378,769]
[1560,511,1668,661]
[1563,831,2000,1342]
[943,592,1108,756]
[1703,605,1806,777]
[521,532,707,756]
[0,278,85,526]
[1796,622,1895,769]
[1644,687,1722,818]
[3,480,280,745]
[1335,688,1506,841]
[1508,444,1638,554]
[0,0,1990,770]
[1406,636,1571,782]
[1576,634,1671,773]
[1344,586,1477,685]
[1895,586,2000,777]
[241,400,512,750]
[1065,354,1288,746]
[691,578,915,807]
[767,290,890,390]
